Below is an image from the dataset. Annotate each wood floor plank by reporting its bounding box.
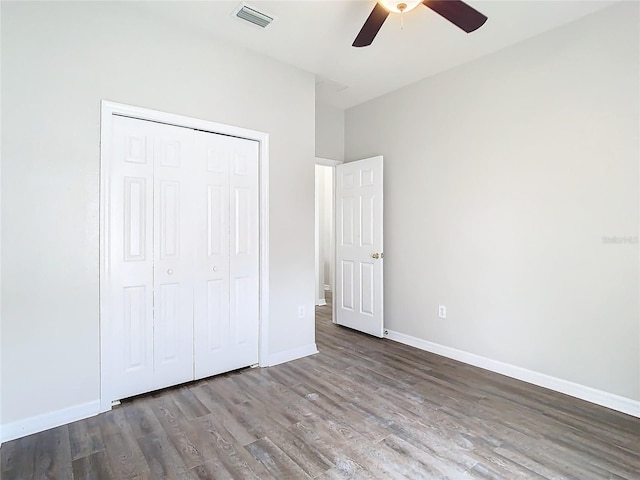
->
[124,400,165,439]
[379,433,474,479]
[3,293,639,479]
[68,414,105,461]
[189,460,236,480]
[240,376,325,426]
[201,372,253,407]
[103,429,152,480]
[0,434,20,473]
[227,374,305,427]
[33,425,73,480]
[260,422,335,477]
[148,396,210,470]
[291,418,360,465]
[191,395,259,447]
[244,436,312,479]
[137,433,193,480]
[99,407,152,480]
[304,419,414,480]
[1,434,36,479]
[71,450,116,480]
[261,363,304,388]
[172,387,211,421]
[194,413,271,479]
[224,399,292,441]
[316,457,371,480]
[287,379,391,443]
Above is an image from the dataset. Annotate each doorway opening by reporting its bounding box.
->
[315,158,340,325]
[319,156,385,338]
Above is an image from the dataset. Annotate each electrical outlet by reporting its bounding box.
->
[298,305,306,319]
[438,305,447,319]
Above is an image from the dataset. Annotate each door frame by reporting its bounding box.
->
[314,157,343,306]
[99,101,270,412]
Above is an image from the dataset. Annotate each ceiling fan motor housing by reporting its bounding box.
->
[379,0,422,14]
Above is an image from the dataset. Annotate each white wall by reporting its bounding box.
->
[346,2,639,402]
[316,102,345,161]
[1,1,316,434]
[314,101,342,295]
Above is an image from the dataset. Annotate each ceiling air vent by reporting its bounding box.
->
[233,3,274,28]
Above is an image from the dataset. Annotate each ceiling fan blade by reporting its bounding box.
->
[353,3,390,47]
[423,0,487,33]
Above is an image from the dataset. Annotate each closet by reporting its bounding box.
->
[104,115,259,402]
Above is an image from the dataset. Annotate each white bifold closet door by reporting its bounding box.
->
[193,131,259,379]
[107,115,258,402]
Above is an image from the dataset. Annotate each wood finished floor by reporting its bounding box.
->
[2,295,639,479]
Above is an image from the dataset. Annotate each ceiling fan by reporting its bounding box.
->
[353,0,488,47]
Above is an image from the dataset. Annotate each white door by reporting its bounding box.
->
[335,156,384,337]
[107,116,260,402]
[193,131,260,378]
[108,116,156,398]
[151,122,196,391]
[109,116,196,399]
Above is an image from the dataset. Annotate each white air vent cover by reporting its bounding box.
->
[233,3,274,28]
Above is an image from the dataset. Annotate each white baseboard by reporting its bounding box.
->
[1,400,101,443]
[265,343,318,367]
[385,330,640,418]
[1,341,316,443]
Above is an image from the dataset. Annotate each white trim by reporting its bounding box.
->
[258,133,270,369]
[386,330,640,418]
[0,92,3,446]
[315,156,342,167]
[265,343,318,367]
[331,161,337,324]
[99,102,112,412]
[1,400,100,444]
[99,100,270,412]
[314,165,325,308]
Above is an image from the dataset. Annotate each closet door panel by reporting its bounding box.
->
[194,132,258,379]
[193,131,231,379]
[108,116,155,400]
[152,123,196,390]
[228,137,260,368]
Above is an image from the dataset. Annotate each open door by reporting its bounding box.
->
[335,156,384,337]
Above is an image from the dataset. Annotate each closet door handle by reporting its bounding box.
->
[167,269,173,275]
[212,266,217,272]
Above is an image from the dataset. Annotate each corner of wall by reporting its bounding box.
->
[266,343,318,367]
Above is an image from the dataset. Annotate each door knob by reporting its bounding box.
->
[371,253,379,259]
[167,269,173,275]
[212,266,217,272]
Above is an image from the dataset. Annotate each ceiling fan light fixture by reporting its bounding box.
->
[378,0,422,14]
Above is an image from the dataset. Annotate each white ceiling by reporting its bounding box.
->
[134,0,614,109]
